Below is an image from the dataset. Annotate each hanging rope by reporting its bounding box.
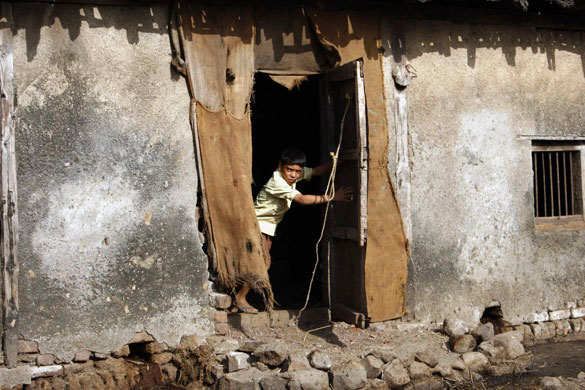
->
[297,93,352,321]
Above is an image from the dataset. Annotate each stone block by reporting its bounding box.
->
[112,345,131,358]
[331,361,368,390]
[552,320,566,336]
[238,342,265,353]
[286,351,311,371]
[360,355,383,379]
[543,322,556,337]
[448,334,477,353]
[383,359,411,387]
[269,310,295,328]
[227,352,250,372]
[18,340,39,354]
[229,312,271,328]
[37,354,55,366]
[215,311,229,324]
[442,318,471,336]
[308,350,331,371]
[408,361,431,380]
[361,378,387,390]
[210,292,232,309]
[31,365,63,378]
[571,307,585,319]
[253,341,288,367]
[471,322,494,343]
[19,353,37,363]
[73,349,91,363]
[370,348,397,364]
[414,350,438,367]
[216,323,229,335]
[129,331,155,344]
[286,369,329,390]
[411,377,444,390]
[211,364,225,380]
[549,309,571,321]
[477,341,506,364]
[517,324,534,340]
[530,323,543,339]
[208,337,239,354]
[92,352,108,360]
[569,319,582,333]
[493,331,525,359]
[260,373,289,390]
[527,311,549,323]
[216,367,263,390]
[539,376,564,390]
[151,352,173,365]
[0,366,32,386]
[461,352,489,371]
[179,334,204,352]
[144,341,167,354]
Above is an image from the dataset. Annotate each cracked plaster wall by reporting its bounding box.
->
[14,3,212,360]
[382,16,585,325]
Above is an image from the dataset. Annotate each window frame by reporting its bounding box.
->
[532,143,585,231]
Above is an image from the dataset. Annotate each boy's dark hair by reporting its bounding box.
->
[280,148,306,167]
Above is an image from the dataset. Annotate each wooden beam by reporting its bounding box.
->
[0,2,19,368]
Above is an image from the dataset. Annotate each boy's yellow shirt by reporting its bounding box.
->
[254,167,313,236]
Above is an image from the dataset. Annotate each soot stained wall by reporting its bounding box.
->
[14,3,211,359]
[383,16,585,325]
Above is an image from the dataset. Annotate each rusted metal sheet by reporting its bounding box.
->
[0,3,19,368]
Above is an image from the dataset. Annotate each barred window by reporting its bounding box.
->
[532,142,584,230]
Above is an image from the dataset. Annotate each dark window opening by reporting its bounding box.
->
[532,150,582,218]
[250,73,323,309]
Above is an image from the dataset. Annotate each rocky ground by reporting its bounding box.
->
[9,310,585,390]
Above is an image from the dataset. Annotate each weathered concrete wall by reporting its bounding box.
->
[382,16,585,325]
[14,3,212,360]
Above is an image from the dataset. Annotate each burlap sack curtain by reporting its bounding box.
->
[172,2,273,305]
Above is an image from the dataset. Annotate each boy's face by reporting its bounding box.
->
[279,163,303,185]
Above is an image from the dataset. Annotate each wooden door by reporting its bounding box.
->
[322,60,369,327]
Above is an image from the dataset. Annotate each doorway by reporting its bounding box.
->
[250,73,323,309]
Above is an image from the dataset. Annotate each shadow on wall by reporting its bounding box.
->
[11,3,170,62]
[384,17,585,77]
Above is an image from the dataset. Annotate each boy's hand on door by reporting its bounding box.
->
[332,187,354,202]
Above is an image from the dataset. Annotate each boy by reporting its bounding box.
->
[234,148,352,313]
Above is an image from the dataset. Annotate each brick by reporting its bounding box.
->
[209,293,232,309]
[571,307,585,318]
[37,354,55,366]
[18,340,39,354]
[214,311,228,324]
[19,354,38,363]
[92,352,108,360]
[73,350,91,362]
[112,345,130,358]
[31,365,63,378]
[527,311,549,323]
[549,309,571,321]
[0,366,32,386]
[215,322,229,335]
[144,342,167,354]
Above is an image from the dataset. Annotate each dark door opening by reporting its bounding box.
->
[250,73,323,309]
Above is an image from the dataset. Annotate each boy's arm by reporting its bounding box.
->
[292,187,353,205]
[311,161,333,177]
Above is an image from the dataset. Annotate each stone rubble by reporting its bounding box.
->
[9,309,585,390]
